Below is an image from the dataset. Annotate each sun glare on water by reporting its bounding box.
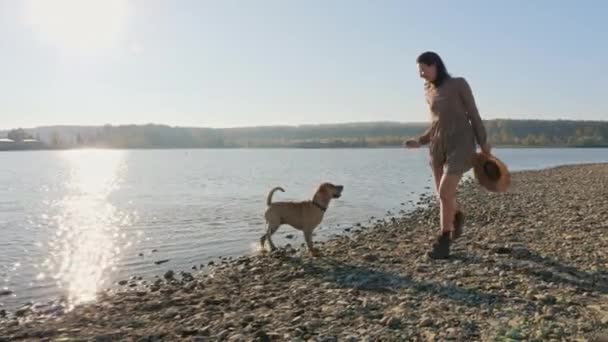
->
[46,150,133,309]
[25,0,128,53]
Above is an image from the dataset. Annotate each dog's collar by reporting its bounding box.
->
[312,201,327,212]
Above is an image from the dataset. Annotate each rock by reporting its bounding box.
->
[291,315,303,325]
[535,294,557,305]
[118,280,128,286]
[505,328,524,340]
[419,316,433,327]
[199,326,211,336]
[254,330,271,342]
[94,334,118,342]
[446,327,459,339]
[0,290,12,297]
[154,259,170,265]
[0,310,5,317]
[163,270,175,280]
[383,316,401,329]
[416,265,429,273]
[140,301,163,311]
[318,336,338,342]
[217,330,229,340]
[228,334,245,341]
[15,306,30,317]
[491,246,512,255]
[362,253,378,262]
[181,272,194,282]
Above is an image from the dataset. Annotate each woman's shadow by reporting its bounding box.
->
[477,245,608,294]
[281,254,504,307]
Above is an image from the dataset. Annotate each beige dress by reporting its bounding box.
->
[418,77,487,175]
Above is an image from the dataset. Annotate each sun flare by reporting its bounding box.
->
[48,150,132,308]
[25,0,128,53]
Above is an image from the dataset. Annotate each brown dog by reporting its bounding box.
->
[261,183,344,256]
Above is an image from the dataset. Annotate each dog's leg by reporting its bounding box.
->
[260,233,267,251]
[304,230,320,257]
[266,223,280,251]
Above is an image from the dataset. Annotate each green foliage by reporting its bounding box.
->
[14,120,608,148]
[484,119,608,147]
[6,128,33,142]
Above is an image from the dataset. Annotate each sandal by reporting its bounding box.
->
[427,232,451,259]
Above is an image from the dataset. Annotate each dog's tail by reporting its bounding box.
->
[266,186,285,206]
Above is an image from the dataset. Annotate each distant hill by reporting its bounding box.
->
[1,119,607,149]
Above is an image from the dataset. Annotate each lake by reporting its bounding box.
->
[1,148,607,311]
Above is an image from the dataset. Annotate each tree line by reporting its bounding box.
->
[2,119,607,149]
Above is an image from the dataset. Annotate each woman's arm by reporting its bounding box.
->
[417,88,433,146]
[458,77,488,148]
[417,126,433,145]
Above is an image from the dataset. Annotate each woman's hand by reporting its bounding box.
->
[480,143,492,155]
[404,139,420,148]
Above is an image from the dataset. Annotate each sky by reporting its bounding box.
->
[0,0,607,129]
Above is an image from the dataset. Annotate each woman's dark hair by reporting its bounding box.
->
[416,51,451,86]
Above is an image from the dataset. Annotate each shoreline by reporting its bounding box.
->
[2,163,608,341]
[2,146,608,152]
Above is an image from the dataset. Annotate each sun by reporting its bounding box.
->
[25,0,128,53]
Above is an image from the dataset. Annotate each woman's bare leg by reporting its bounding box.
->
[438,173,462,234]
[432,165,443,196]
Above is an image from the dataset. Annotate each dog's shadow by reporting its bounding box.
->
[282,255,504,308]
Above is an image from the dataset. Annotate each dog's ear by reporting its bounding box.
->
[316,183,331,199]
[318,184,328,194]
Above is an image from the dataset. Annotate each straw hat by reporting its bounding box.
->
[473,152,511,192]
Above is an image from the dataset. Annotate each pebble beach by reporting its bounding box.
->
[1,163,608,341]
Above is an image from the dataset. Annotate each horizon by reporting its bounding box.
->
[1,1,607,129]
[3,117,608,132]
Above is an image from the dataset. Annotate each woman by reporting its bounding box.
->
[405,51,491,259]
